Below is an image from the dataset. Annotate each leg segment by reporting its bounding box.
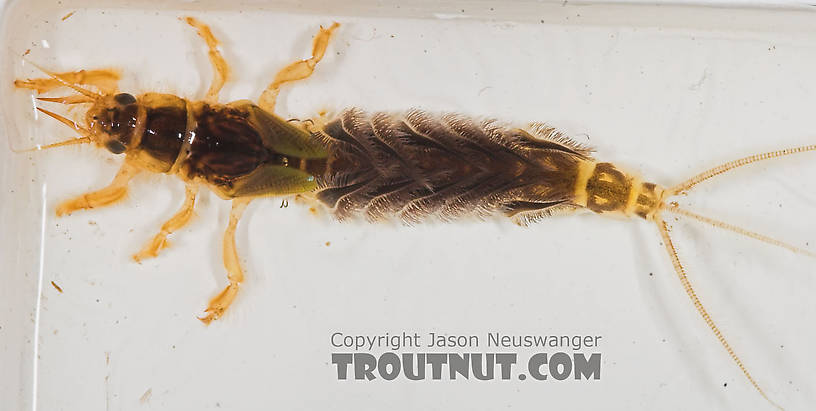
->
[56,162,139,216]
[133,185,199,262]
[184,16,230,103]
[199,198,252,324]
[14,69,121,94]
[258,22,340,113]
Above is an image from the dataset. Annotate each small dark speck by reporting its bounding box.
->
[649,272,654,277]
[540,19,545,23]
[96,299,100,303]
[461,9,465,12]
[780,345,785,349]
[723,382,728,387]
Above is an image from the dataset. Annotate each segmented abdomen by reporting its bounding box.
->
[313,109,593,223]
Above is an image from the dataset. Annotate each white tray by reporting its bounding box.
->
[1,1,815,410]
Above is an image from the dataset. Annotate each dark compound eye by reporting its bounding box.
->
[114,93,136,105]
[105,139,127,154]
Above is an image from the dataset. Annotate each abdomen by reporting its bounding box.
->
[313,109,593,222]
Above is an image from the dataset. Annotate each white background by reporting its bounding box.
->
[1,1,815,410]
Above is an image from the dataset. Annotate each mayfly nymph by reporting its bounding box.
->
[12,17,814,409]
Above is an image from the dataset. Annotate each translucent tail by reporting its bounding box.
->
[670,144,816,194]
[655,218,784,411]
[664,204,815,259]
[653,142,815,410]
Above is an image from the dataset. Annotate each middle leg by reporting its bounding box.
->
[185,16,230,104]
[133,184,199,262]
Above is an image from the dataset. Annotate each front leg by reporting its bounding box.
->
[14,68,121,95]
[133,184,199,262]
[56,162,139,216]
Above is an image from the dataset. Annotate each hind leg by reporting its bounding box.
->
[199,198,251,324]
[184,16,230,103]
[14,68,121,94]
[258,22,340,113]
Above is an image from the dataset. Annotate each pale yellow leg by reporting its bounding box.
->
[258,22,340,113]
[199,198,252,324]
[14,69,121,94]
[56,162,139,216]
[184,16,230,103]
[133,185,199,262]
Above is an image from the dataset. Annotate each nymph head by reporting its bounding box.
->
[86,92,142,154]
[19,63,145,154]
[29,90,144,155]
